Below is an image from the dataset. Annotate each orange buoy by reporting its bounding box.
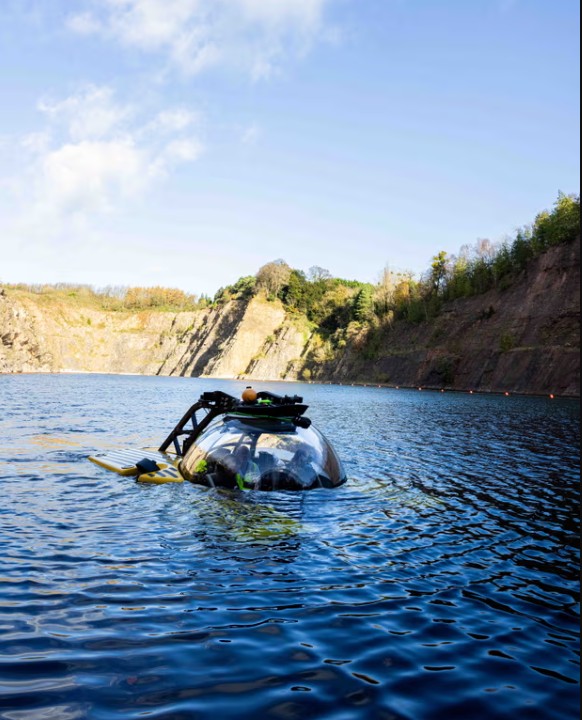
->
[242,387,257,403]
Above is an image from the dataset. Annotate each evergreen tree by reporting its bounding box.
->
[353,285,375,321]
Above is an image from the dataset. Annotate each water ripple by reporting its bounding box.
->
[0,376,579,719]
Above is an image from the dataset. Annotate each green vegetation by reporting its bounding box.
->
[216,192,578,365]
[264,191,578,337]
[214,259,371,332]
[441,192,580,302]
[0,283,211,312]
[2,193,578,353]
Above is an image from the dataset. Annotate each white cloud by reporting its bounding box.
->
[4,86,203,233]
[39,140,147,216]
[21,131,51,154]
[149,108,199,134]
[235,0,326,30]
[105,0,202,50]
[67,0,335,78]
[162,138,203,163]
[38,86,132,142]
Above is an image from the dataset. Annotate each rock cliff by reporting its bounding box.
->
[0,236,579,395]
[321,236,580,396]
[0,291,308,381]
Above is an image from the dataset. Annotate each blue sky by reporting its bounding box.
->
[0,0,579,297]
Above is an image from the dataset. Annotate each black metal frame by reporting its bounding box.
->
[158,390,310,457]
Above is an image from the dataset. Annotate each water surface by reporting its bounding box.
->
[0,374,579,719]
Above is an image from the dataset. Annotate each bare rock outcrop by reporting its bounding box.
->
[1,237,579,395]
[324,237,580,396]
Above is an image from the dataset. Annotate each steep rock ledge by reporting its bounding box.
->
[0,237,579,395]
[0,294,307,382]
[322,237,580,395]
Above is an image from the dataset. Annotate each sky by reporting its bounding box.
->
[0,0,579,297]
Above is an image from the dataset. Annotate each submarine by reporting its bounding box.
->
[89,388,347,491]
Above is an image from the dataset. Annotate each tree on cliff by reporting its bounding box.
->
[436,192,580,303]
[256,260,292,298]
[532,191,580,249]
[430,251,450,294]
[353,285,375,322]
[308,266,332,282]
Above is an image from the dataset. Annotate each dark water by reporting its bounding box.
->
[0,374,579,720]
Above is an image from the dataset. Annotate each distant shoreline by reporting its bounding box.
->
[1,369,578,399]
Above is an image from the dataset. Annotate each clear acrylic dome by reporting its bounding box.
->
[180,415,347,491]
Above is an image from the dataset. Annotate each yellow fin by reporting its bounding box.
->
[138,464,184,485]
[89,448,177,477]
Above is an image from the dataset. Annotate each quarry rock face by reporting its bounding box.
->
[325,237,579,396]
[1,237,579,396]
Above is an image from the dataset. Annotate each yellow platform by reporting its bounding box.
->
[89,447,184,484]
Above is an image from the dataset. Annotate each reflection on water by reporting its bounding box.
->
[0,374,579,720]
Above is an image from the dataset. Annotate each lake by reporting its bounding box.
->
[0,374,579,720]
